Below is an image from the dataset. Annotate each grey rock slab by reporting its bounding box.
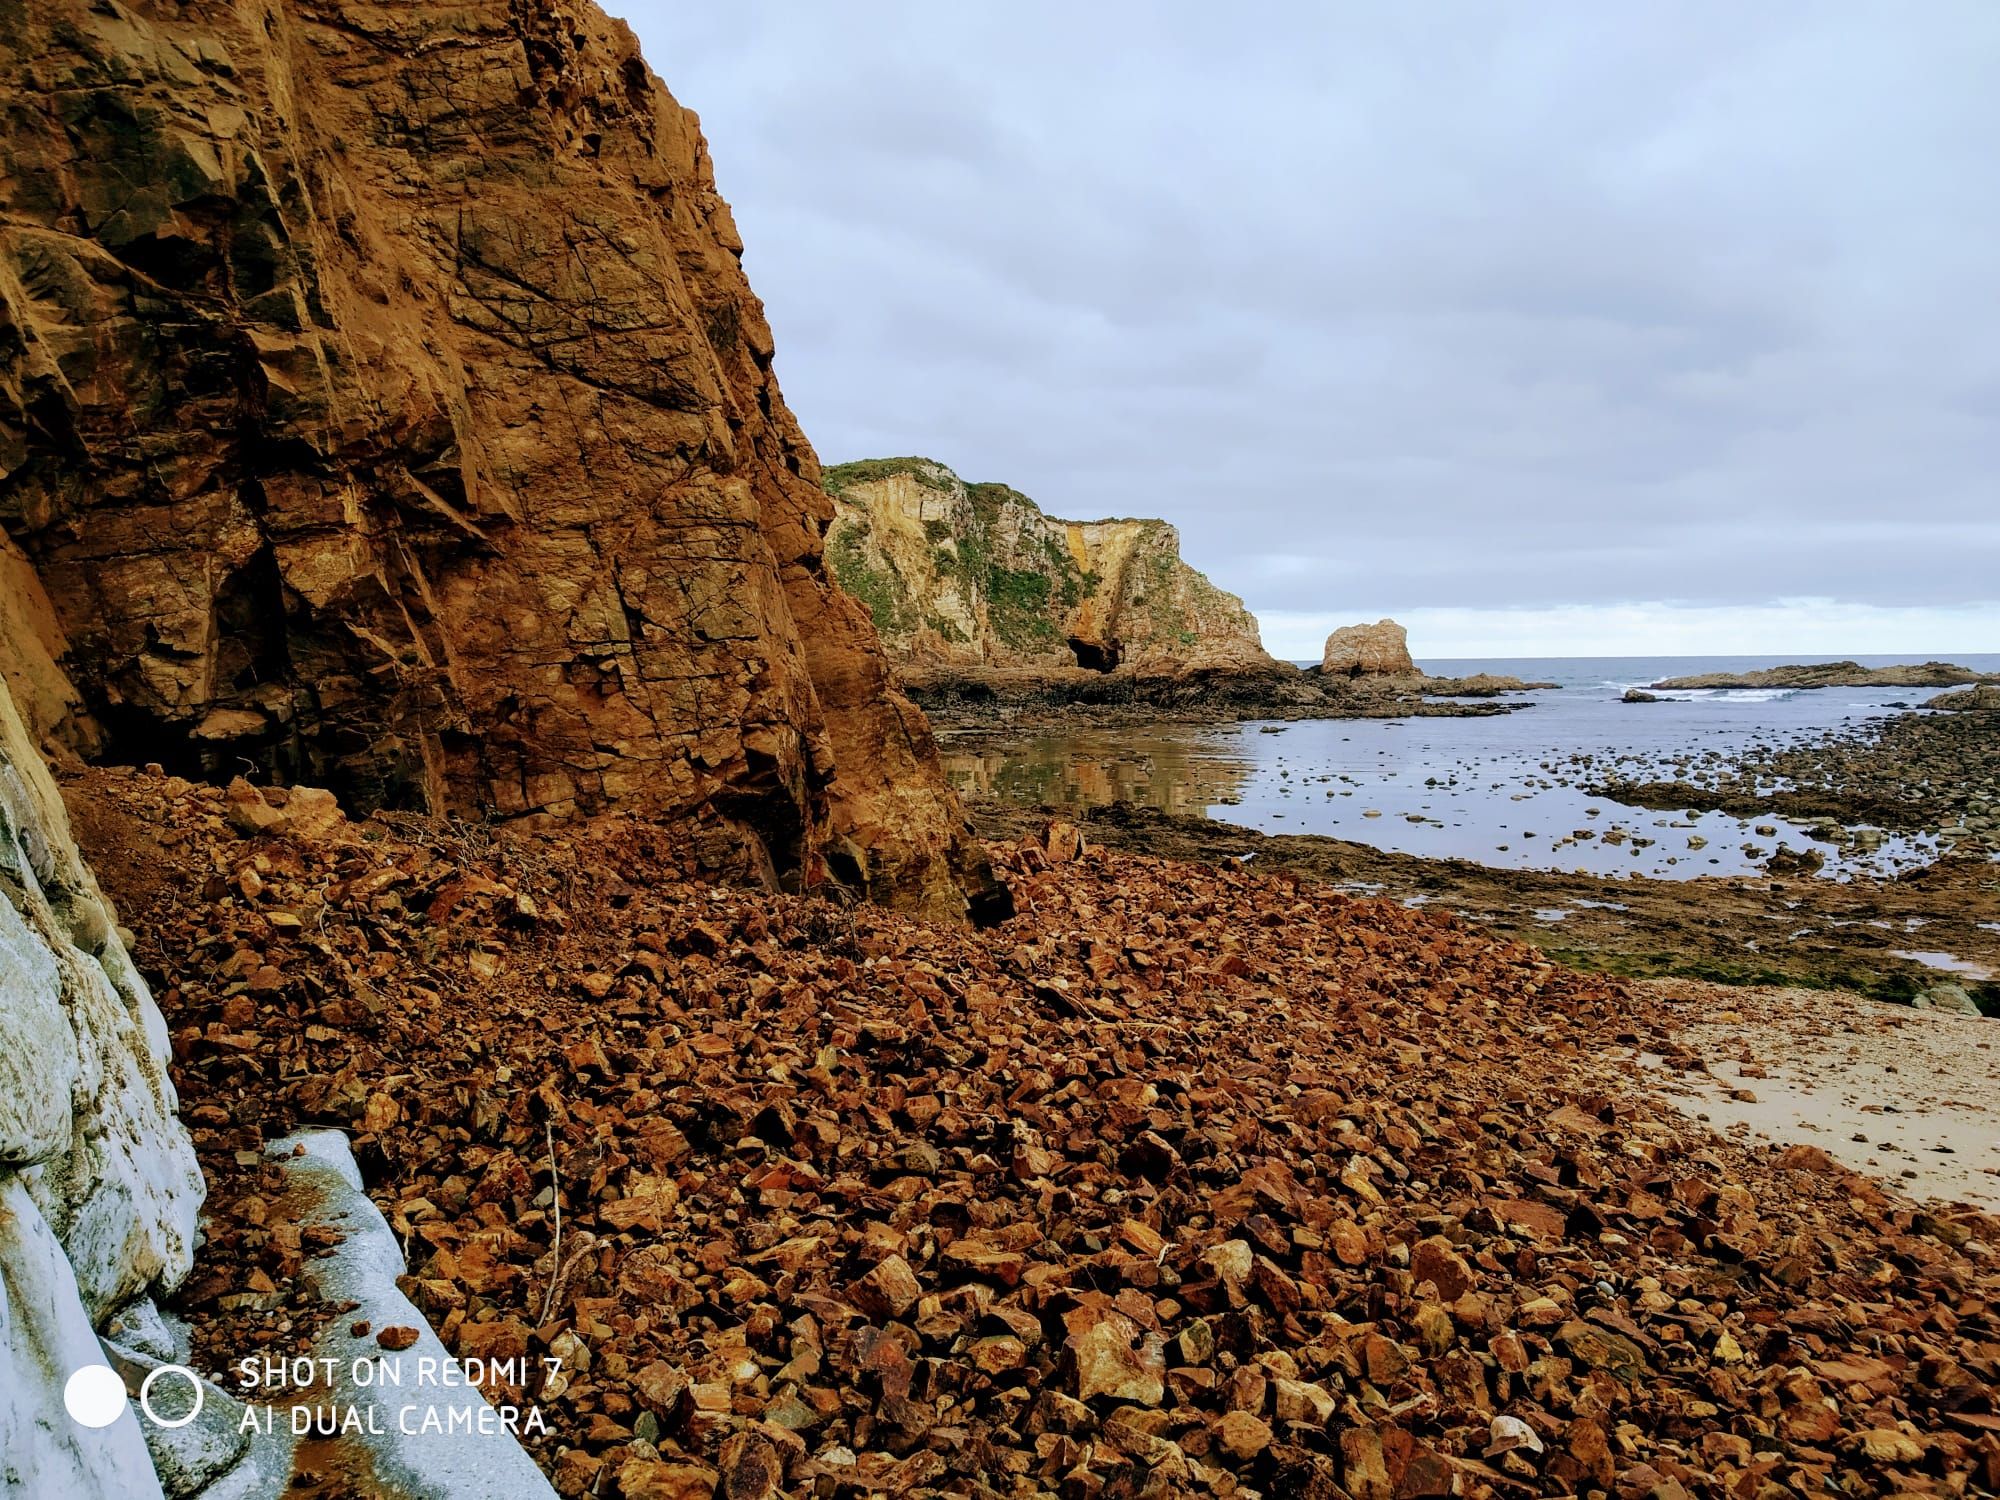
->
[0,885,78,1164]
[104,1296,191,1366]
[100,1338,250,1499]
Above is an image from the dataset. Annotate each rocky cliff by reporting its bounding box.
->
[0,663,203,1497]
[0,0,995,921]
[823,458,1281,683]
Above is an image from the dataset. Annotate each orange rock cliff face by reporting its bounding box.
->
[0,0,1002,920]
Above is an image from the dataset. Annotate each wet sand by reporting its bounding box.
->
[1630,978,2000,1212]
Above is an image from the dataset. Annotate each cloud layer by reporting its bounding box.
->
[624,3,2000,653]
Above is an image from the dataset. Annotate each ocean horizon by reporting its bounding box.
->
[1284,651,2000,684]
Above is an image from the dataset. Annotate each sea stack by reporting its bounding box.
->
[1320,618,1419,677]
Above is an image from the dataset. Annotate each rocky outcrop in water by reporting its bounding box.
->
[1926,684,2000,711]
[1651,661,1999,691]
[1319,618,1418,677]
[0,0,995,921]
[823,458,1282,687]
[1316,619,1551,700]
[0,666,203,1497]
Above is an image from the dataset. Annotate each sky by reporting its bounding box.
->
[620,3,2000,659]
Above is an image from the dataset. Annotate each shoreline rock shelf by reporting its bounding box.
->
[1587,704,2000,852]
[1927,684,2000,711]
[1648,661,1999,691]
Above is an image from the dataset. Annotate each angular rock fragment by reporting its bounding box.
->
[58,764,2000,1499]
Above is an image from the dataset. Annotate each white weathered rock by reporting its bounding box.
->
[0,666,203,1498]
[0,885,78,1164]
[103,1298,190,1367]
[0,1178,166,1499]
[100,1339,252,1499]
[1486,1412,1545,1457]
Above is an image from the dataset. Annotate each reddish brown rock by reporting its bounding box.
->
[849,1255,922,1321]
[1215,1410,1273,1460]
[0,0,997,920]
[70,765,2000,1498]
[1064,1303,1166,1406]
[617,1457,718,1500]
[1410,1235,1476,1301]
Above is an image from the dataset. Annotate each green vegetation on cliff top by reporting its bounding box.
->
[822,458,1236,656]
[822,462,1090,652]
[822,457,956,498]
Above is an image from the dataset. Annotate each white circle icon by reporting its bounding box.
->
[139,1364,205,1429]
[63,1364,129,1428]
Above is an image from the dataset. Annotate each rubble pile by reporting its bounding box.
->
[68,767,2000,1499]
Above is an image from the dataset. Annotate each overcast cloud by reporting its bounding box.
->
[620,3,2000,657]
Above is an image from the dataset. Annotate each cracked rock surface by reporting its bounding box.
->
[0,0,995,921]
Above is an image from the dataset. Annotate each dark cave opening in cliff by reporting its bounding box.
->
[1067,636,1121,673]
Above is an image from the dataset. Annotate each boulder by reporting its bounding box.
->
[1912,984,1981,1016]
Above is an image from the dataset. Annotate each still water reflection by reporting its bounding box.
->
[942,726,1253,815]
[939,710,1943,883]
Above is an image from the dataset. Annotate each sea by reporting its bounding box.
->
[938,654,2000,882]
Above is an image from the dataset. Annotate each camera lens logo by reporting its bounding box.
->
[65,1362,205,1430]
